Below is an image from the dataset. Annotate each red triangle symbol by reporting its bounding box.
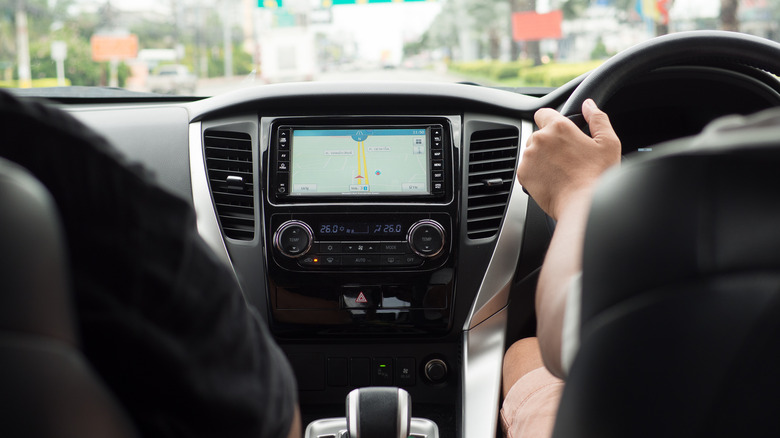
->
[355,292,368,304]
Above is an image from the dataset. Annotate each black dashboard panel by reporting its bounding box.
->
[69,105,193,203]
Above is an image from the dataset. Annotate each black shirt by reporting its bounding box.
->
[0,89,297,438]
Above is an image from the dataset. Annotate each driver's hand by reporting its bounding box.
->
[518,99,621,220]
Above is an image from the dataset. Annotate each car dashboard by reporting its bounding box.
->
[60,57,780,437]
[63,81,543,437]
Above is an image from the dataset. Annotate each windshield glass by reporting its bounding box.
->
[1,0,778,96]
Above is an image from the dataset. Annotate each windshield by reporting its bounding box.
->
[1,0,778,96]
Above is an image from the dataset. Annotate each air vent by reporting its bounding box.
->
[203,130,254,240]
[466,127,519,239]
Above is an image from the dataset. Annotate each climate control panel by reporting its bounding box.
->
[270,213,450,271]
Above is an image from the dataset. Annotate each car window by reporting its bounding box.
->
[1,0,777,96]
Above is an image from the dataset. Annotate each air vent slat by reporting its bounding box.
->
[204,130,255,241]
[470,135,518,144]
[466,127,519,240]
[469,157,518,167]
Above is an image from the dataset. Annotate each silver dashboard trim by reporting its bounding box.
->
[464,120,532,329]
[188,121,234,268]
[461,306,508,438]
[460,120,533,438]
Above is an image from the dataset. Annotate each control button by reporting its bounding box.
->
[432,182,444,192]
[373,358,394,386]
[278,130,290,149]
[276,180,288,194]
[350,358,371,387]
[278,151,289,161]
[318,242,342,254]
[424,359,448,384]
[399,254,423,266]
[299,255,320,266]
[397,358,416,386]
[274,221,313,258]
[432,160,443,170]
[342,286,380,309]
[278,161,289,172]
[328,358,348,387]
[343,242,380,253]
[342,255,380,266]
[431,128,443,149]
[407,220,445,258]
[431,149,443,159]
[432,170,444,181]
[380,242,408,254]
[381,255,403,266]
[320,255,341,266]
[299,255,341,267]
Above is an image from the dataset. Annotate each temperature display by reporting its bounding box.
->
[316,222,405,237]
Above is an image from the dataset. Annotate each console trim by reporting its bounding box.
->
[461,306,508,438]
[464,120,532,329]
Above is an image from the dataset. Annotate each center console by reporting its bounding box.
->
[262,116,459,337]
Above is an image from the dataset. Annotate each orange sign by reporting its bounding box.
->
[91,34,139,61]
[512,10,563,41]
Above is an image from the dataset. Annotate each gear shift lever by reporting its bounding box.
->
[346,387,411,438]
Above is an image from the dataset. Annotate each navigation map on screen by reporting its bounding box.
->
[290,128,429,195]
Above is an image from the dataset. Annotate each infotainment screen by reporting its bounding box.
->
[289,128,429,196]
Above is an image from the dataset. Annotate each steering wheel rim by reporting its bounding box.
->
[561,30,780,118]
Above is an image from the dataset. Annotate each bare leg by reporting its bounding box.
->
[501,337,564,438]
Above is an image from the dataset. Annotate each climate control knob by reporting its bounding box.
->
[273,220,313,258]
[407,220,445,258]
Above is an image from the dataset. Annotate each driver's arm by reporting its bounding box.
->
[517,99,621,378]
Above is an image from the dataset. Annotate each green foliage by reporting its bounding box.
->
[561,0,590,19]
[0,77,72,88]
[232,44,254,76]
[590,37,610,60]
[520,60,603,87]
[491,60,534,80]
[448,59,533,82]
[450,59,604,87]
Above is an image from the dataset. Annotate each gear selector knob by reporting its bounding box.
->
[346,387,411,438]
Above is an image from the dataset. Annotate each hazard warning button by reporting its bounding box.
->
[341,286,381,309]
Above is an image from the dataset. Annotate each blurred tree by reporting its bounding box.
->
[561,0,589,19]
[468,0,510,59]
[720,0,739,31]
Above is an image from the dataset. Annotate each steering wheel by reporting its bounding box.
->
[561,30,780,121]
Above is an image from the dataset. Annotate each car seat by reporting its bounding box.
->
[552,110,780,437]
[0,157,139,438]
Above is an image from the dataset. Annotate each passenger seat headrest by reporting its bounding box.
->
[0,157,77,346]
[581,110,780,331]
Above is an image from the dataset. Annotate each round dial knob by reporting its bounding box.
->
[424,359,448,383]
[273,220,313,258]
[407,220,445,258]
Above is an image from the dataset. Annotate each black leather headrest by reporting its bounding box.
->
[0,157,76,345]
[581,110,780,330]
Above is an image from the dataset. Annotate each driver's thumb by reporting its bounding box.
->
[582,99,617,145]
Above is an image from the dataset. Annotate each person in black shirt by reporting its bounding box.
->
[0,89,300,438]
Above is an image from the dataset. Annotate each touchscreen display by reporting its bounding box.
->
[289,128,429,196]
